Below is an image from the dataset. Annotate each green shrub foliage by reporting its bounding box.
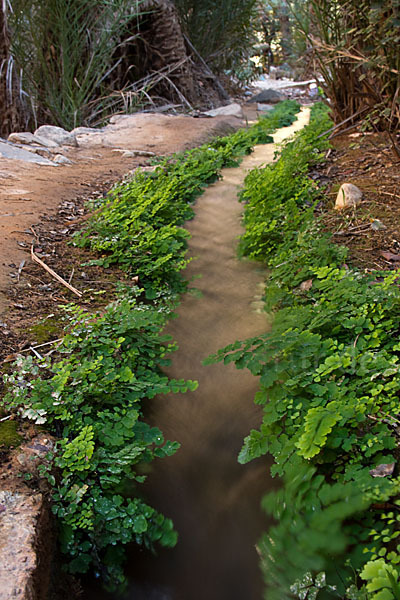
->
[74,100,300,300]
[3,300,193,587]
[2,101,300,589]
[205,104,400,599]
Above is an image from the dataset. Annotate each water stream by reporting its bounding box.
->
[85,109,310,600]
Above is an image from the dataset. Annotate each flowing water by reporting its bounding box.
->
[86,109,310,600]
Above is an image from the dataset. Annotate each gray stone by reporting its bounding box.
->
[52,154,73,165]
[34,125,78,147]
[203,103,243,118]
[335,183,363,210]
[248,89,285,104]
[108,114,132,124]
[112,148,156,158]
[7,132,58,148]
[71,126,104,136]
[0,141,56,165]
[257,103,274,112]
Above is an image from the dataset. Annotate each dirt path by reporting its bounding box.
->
[113,109,311,600]
[0,113,240,316]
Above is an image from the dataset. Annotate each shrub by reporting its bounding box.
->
[2,100,301,588]
[206,103,400,598]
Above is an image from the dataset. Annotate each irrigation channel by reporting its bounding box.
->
[87,109,310,600]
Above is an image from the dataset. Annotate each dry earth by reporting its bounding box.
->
[0,112,243,316]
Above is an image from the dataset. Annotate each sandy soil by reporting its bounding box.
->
[0,113,241,315]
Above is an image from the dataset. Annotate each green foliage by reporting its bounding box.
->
[238,103,332,261]
[3,299,192,587]
[1,100,301,588]
[290,571,338,600]
[205,103,400,599]
[174,0,259,77]
[9,0,144,129]
[74,100,300,300]
[0,420,22,449]
[360,560,400,600]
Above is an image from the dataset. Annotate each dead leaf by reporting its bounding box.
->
[369,463,395,478]
[299,279,313,291]
[379,251,400,262]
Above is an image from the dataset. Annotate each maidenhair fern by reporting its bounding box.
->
[206,104,400,598]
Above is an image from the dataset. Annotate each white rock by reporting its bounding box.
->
[112,148,156,157]
[335,183,363,210]
[204,103,243,118]
[53,154,73,165]
[8,132,59,148]
[257,103,274,112]
[34,125,78,147]
[0,140,56,165]
[71,126,102,135]
[108,114,132,124]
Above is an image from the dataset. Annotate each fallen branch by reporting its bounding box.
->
[317,108,369,139]
[2,338,64,364]
[30,246,82,298]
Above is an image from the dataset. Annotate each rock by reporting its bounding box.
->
[112,148,156,158]
[71,126,103,136]
[371,219,387,231]
[257,103,274,112]
[7,132,59,148]
[0,140,56,165]
[309,83,319,99]
[52,154,73,165]
[203,103,243,118]
[108,114,133,124]
[248,89,285,104]
[369,463,395,478]
[34,125,78,147]
[22,146,53,159]
[0,490,54,600]
[334,183,363,210]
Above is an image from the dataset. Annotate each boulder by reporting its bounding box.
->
[0,140,56,165]
[53,154,73,165]
[203,103,243,118]
[7,132,58,148]
[335,183,363,210]
[34,125,78,147]
[248,89,285,104]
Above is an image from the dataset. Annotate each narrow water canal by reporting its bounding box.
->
[86,110,310,600]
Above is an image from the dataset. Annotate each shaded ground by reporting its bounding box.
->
[315,131,400,269]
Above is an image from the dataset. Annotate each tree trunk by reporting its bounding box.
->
[139,0,226,108]
[140,0,196,104]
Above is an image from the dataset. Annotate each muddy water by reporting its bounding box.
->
[87,109,310,600]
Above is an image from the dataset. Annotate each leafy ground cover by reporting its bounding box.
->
[1,100,300,589]
[205,104,400,599]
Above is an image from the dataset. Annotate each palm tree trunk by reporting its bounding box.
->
[140,0,196,104]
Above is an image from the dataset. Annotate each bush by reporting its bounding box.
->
[2,100,301,589]
[206,104,400,599]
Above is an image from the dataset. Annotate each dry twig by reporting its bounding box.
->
[30,246,82,297]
